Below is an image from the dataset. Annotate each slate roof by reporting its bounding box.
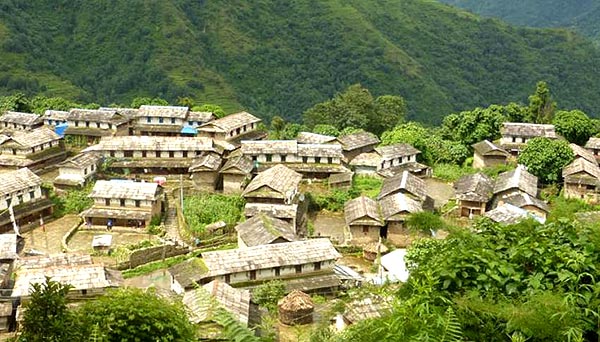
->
[297,132,337,144]
[562,158,600,180]
[99,107,140,119]
[0,168,41,197]
[188,153,223,172]
[244,203,298,220]
[484,204,544,224]
[585,137,600,150]
[68,109,128,124]
[298,144,343,158]
[138,105,189,119]
[378,170,427,201]
[0,112,42,126]
[243,165,302,199]
[234,214,296,247]
[570,143,597,165]
[182,280,252,325]
[168,258,208,289]
[502,192,549,213]
[220,155,254,174]
[344,196,383,226]
[501,122,557,138]
[375,143,420,161]
[329,172,354,185]
[379,192,423,220]
[187,111,215,123]
[338,131,380,151]
[454,173,494,202]
[88,180,160,200]
[349,152,380,167]
[242,140,297,155]
[200,239,341,278]
[57,152,101,169]
[43,110,70,121]
[0,127,61,149]
[472,140,510,157]
[83,136,216,152]
[493,166,538,197]
[17,253,92,269]
[199,111,261,133]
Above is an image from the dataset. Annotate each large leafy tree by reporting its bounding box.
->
[78,288,196,342]
[527,81,556,124]
[441,105,505,146]
[130,97,169,108]
[517,137,574,183]
[552,109,596,145]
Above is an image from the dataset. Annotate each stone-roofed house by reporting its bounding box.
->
[0,127,67,171]
[64,108,130,143]
[500,122,558,155]
[135,105,190,136]
[500,192,549,220]
[375,143,421,170]
[351,142,430,177]
[491,166,539,209]
[562,157,600,203]
[297,132,338,145]
[484,203,545,225]
[585,137,600,162]
[81,180,164,228]
[453,173,494,218]
[329,172,354,190]
[83,136,225,174]
[43,110,70,126]
[220,155,254,194]
[0,112,43,131]
[182,280,260,340]
[379,193,423,246]
[169,258,209,294]
[377,171,433,209]
[570,143,597,165]
[0,168,53,233]
[198,239,341,292]
[198,111,263,143]
[234,214,296,248]
[187,111,216,127]
[12,253,122,300]
[189,152,223,191]
[53,152,102,189]
[338,131,380,162]
[471,140,510,169]
[344,196,383,244]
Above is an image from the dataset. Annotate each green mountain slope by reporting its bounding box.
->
[1,0,600,123]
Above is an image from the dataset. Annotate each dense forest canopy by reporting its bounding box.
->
[1,0,600,123]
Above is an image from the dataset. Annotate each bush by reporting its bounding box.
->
[433,163,476,182]
[252,280,286,312]
[183,194,245,234]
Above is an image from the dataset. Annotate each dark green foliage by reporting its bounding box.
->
[251,280,286,312]
[406,212,445,234]
[78,288,196,342]
[19,278,83,342]
[183,194,245,234]
[553,109,596,145]
[527,81,556,124]
[280,123,307,140]
[517,137,574,183]
[313,124,340,137]
[441,105,505,146]
[130,97,169,108]
[191,104,225,118]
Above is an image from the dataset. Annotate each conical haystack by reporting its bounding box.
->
[278,290,314,325]
[362,242,389,261]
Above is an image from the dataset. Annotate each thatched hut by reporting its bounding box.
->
[362,242,389,262]
[278,290,314,325]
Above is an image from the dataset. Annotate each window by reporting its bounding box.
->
[327,157,332,164]
[6,198,11,208]
[182,151,187,158]
[146,117,151,123]
[224,274,230,283]
[17,195,22,204]
[169,151,174,158]
[29,191,35,199]
[188,121,193,126]
[158,117,164,124]
[120,199,126,207]
[155,151,160,158]
[135,200,140,208]
[91,164,95,171]
[302,156,308,163]
[171,118,176,124]
[81,289,87,295]
[512,137,516,143]
[105,199,110,206]
[266,154,272,162]
[315,157,321,163]
[314,262,321,271]
[124,151,133,158]
[142,151,147,158]
[96,122,100,128]
[249,270,256,280]
[85,121,90,127]
[109,151,115,157]
[295,265,302,274]
[274,267,281,276]
[363,226,369,233]
[84,168,88,175]
[75,121,79,127]
[281,155,286,162]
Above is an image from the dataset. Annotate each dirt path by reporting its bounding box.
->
[21,214,81,254]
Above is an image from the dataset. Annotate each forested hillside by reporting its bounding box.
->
[438,0,600,41]
[2,0,600,123]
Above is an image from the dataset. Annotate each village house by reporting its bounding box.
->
[570,143,597,165]
[375,143,421,171]
[471,140,510,169]
[42,110,69,126]
[198,111,263,143]
[182,280,260,340]
[377,171,433,210]
[81,180,164,228]
[296,132,338,144]
[11,253,122,300]
[170,239,341,293]
[135,105,189,136]
[0,168,53,234]
[329,171,354,190]
[0,112,43,131]
[337,131,380,162]
[453,173,494,218]
[344,196,384,244]
[189,152,223,191]
[0,127,67,171]
[83,136,227,174]
[186,111,216,128]
[53,152,102,189]
[500,192,549,220]
[64,108,130,143]
[219,155,254,194]
[350,143,430,177]
[500,122,557,155]
[234,214,296,248]
[491,166,539,209]
[241,140,349,178]
[562,157,600,203]
[585,137,600,162]
[484,203,545,225]
[336,296,391,331]
[379,192,423,245]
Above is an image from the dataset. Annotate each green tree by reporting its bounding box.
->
[19,278,84,342]
[0,92,31,113]
[280,123,307,140]
[502,102,529,122]
[406,212,445,234]
[312,124,340,137]
[131,97,169,108]
[552,109,596,145]
[372,95,407,135]
[251,280,286,312]
[517,137,574,183]
[192,104,226,118]
[78,288,196,342]
[176,96,195,108]
[441,105,505,146]
[29,96,79,114]
[527,81,556,124]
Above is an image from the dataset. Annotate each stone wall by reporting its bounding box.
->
[117,243,190,270]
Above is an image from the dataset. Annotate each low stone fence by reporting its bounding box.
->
[116,243,190,270]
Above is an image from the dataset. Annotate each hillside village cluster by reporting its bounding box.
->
[0,106,595,337]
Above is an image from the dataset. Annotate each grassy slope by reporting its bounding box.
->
[1,0,600,123]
